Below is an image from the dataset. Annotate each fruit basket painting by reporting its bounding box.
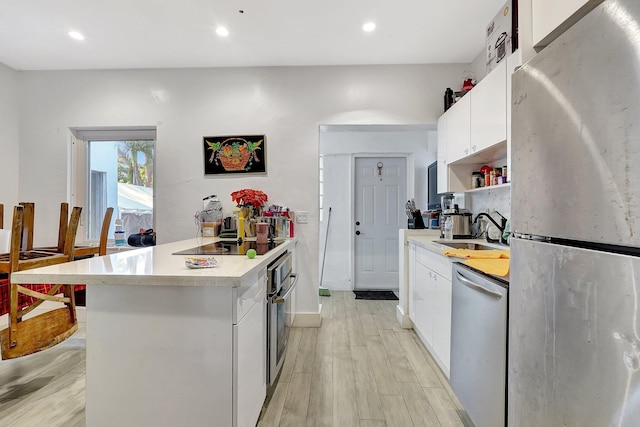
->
[203,135,266,175]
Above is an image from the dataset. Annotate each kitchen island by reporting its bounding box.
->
[10,237,297,427]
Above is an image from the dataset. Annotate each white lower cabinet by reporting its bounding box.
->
[233,270,267,427]
[408,243,417,321]
[414,260,433,344]
[432,274,452,375]
[408,244,452,377]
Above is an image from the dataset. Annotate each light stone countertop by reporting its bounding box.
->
[11,237,297,288]
[407,234,509,257]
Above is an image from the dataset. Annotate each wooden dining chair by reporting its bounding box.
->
[75,206,114,258]
[38,203,114,258]
[0,205,82,359]
[18,202,35,250]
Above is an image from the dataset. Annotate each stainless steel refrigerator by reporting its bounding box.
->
[510,0,640,426]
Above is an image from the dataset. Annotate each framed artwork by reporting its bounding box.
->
[203,135,266,175]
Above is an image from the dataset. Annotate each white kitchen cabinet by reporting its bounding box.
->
[438,62,509,192]
[431,272,452,375]
[532,0,603,49]
[506,49,522,183]
[408,243,416,322]
[470,60,507,155]
[410,245,453,377]
[233,284,266,427]
[414,259,433,345]
[446,94,471,164]
[437,114,449,194]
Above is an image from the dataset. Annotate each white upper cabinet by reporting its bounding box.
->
[506,49,523,183]
[445,94,471,164]
[532,0,604,49]
[470,60,507,155]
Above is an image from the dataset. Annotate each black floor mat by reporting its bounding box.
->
[353,291,398,300]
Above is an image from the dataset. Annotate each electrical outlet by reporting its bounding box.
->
[297,211,308,224]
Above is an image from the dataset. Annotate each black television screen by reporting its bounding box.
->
[427,161,441,210]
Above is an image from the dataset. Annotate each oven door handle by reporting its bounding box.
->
[273,273,298,304]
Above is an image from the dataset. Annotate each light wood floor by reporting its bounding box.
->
[0,291,470,427]
[258,291,470,427]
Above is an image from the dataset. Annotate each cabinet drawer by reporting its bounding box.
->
[415,247,452,281]
[234,269,267,324]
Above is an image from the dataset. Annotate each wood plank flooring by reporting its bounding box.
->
[258,291,472,427]
[0,291,471,427]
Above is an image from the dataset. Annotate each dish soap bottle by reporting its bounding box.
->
[114,218,126,246]
[444,216,454,240]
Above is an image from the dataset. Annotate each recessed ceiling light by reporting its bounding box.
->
[68,31,85,41]
[216,27,229,37]
[363,22,376,32]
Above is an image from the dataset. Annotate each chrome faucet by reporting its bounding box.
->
[473,211,508,244]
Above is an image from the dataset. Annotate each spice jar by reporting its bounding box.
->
[485,171,492,187]
[472,172,482,189]
[493,168,501,185]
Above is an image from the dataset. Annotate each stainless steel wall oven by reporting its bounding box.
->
[266,251,297,389]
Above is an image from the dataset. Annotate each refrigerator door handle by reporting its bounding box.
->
[455,271,503,299]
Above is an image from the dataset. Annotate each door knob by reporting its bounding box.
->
[355,230,361,235]
[355,221,360,226]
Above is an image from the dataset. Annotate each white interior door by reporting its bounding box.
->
[354,157,406,290]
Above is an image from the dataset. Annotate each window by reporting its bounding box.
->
[72,127,156,242]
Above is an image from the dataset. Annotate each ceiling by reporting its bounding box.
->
[0,0,509,71]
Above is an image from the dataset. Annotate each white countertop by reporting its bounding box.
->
[11,237,297,288]
[407,234,508,256]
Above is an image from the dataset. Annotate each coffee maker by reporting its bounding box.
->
[439,193,471,238]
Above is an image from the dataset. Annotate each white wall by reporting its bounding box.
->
[15,63,466,316]
[0,62,19,218]
[319,125,436,290]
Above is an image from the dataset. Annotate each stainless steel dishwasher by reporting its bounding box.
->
[450,263,508,427]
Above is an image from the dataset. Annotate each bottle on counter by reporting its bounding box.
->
[444,216,454,240]
[114,218,126,246]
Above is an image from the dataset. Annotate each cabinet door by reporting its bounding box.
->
[470,60,507,154]
[446,94,471,163]
[532,0,600,48]
[233,294,266,427]
[414,260,433,344]
[408,244,416,322]
[437,114,448,193]
[432,273,452,376]
[506,50,523,183]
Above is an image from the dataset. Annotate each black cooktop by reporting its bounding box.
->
[173,239,283,256]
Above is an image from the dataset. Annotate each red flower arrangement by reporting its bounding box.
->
[231,189,269,209]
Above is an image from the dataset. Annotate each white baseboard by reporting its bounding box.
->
[292,311,322,327]
[396,305,412,329]
[321,280,352,291]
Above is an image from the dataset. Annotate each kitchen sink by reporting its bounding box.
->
[439,242,498,251]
